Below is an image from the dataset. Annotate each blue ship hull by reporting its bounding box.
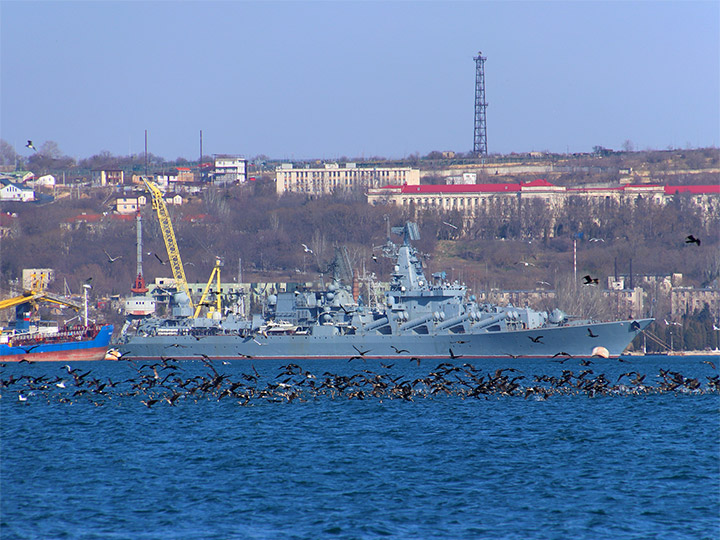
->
[1,325,114,362]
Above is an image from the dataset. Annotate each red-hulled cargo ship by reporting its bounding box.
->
[0,323,114,362]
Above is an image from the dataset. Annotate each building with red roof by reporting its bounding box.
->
[367,179,720,226]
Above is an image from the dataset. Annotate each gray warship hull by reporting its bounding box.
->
[119,318,652,360]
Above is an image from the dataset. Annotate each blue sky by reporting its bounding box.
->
[2,1,718,161]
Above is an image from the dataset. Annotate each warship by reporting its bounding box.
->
[117,223,652,360]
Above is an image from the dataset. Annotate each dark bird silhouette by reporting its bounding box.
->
[153,253,166,264]
[409,357,421,366]
[685,235,701,246]
[582,275,599,285]
[104,250,122,263]
[449,348,463,360]
[352,345,370,356]
[630,321,641,331]
[702,360,716,370]
[587,328,599,338]
[552,351,572,358]
[372,255,378,263]
[528,335,544,344]
[26,140,37,151]
[391,345,409,354]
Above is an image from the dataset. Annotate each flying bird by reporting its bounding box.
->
[25,140,37,151]
[685,235,701,246]
[352,345,370,356]
[104,250,122,263]
[301,243,313,254]
[582,275,599,285]
[442,221,458,230]
[391,345,409,354]
[153,253,166,264]
[449,348,463,360]
[528,335,544,344]
[587,328,599,338]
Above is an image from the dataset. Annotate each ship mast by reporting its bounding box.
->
[131,208,148,294]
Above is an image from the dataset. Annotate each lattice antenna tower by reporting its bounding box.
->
[473,51,488,155]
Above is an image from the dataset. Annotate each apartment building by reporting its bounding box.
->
[276,162,420,195]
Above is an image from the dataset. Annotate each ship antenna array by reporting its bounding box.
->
[473,51,488,156]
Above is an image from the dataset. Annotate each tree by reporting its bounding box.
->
[26,141,76,173]
[622,139,635,152]
[0,139,19,167]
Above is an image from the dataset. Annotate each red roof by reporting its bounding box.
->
[400,183,520,194]
[65,213,102,223]
[664,184,720,195]
[380,182,719,196]
[0,213,17,226]
[183,213,209,223]
[522,178,555,187]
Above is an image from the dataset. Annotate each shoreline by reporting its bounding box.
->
[627,349,720,356]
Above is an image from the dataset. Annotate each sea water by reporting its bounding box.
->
[1,355,718,539]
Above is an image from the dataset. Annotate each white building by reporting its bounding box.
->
[116,195,148,214]
[0,178,35,201]
[276,162,420,195]
[214,155,246,184]
[32,174,56,187]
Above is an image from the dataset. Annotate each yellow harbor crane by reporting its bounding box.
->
[142,177,195,312]
[194,257,224,319]
[142,177,224,319]
[0,273,80,314]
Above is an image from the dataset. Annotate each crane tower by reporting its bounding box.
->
[473,51,488,155]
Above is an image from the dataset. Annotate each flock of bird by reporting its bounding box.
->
[2,356,717,407]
